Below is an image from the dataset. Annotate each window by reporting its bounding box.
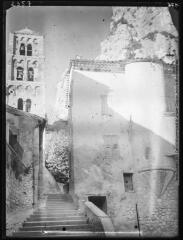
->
[17,98,23,110]
[9,130,17,149]
[103,135,118,159]
[19,43,25,55]
[101,94,111,116]
[165,96,176,113]
[123,173,134,192]
[17,67,24,80]
[28,67,34,81]
[25,99,31,112]
[145,147,151,159]
[27,44,32,56]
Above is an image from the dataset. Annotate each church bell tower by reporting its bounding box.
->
[6,27,45,117]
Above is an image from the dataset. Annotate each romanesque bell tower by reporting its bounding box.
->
[6,28,45,117]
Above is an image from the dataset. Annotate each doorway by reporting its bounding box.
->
[88,195,107,214]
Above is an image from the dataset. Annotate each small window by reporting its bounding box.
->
[145,147,151,159]
[25,99,31,112]
[17,98,23,110]
[101,94,110,116]
[9,130,17,148]
[123,173,133,192]
[19,43,25,55]
[28,67,34,81]
[27,44,32,56]
[103,135,118,159]
[17,67,24,80]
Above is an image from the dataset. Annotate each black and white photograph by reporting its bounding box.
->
[5,2,179,237]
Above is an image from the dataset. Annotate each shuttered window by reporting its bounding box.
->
[123,173,134,192]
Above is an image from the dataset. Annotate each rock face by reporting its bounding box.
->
[97,7,178,64]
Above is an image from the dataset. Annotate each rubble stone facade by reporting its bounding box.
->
[6,105,46,213]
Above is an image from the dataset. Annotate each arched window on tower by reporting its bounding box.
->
[26,99,31,112]
[17,67,24,80]
[27,44,32,56]
[17,98,23,110]
[28,67,34,81]
[19,43,25,55]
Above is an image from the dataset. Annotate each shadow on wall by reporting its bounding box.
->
[70,72,177,236]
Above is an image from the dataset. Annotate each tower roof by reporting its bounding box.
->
[15,27,40,36]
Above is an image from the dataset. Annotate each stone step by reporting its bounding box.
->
[47,197,71,199]
[40,207,76,210]
[23,219,87,226]
[13,231,100,237]
[46,201,73,205]
[27,216,86,221]
[46,203,73,205]
[19,224,93,231]
[30,216,83,220]
[35,210,80,214]
[45,204,74,209]
[34,212,80,216]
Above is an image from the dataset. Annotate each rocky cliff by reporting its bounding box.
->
[97,7,178,64]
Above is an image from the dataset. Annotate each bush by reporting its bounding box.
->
[45,130,70,184]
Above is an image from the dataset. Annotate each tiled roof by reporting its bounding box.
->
[6,105,45,123]
[68,58,177,74]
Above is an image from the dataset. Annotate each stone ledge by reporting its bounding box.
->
[84,201,116,237]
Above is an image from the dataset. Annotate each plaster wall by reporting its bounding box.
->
[70,62,177,236]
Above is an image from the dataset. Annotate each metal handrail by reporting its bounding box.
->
[6,142,18,158]
[6,141,26,169]
[136,203,141,237]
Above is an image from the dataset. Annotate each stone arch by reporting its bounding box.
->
[16,66,24,80]
[33,38,38,44]
[33,60,38,68]
[12,59,17,80]
[19,43,25,55]
[28,67,34,81]
[27,38,31,43]
[7,85,16,96]
[35,86,41,96]
[25,99,32,112]
[13,59,17,68]
[27,44,32,56]
[17,98,23,110]
[25,85,34,95]
[16,85,24,95]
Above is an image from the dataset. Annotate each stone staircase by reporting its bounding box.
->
[12,193,103,237]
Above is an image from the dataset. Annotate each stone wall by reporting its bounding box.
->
[70,61,177,236]
[6,107,45,214]
[137,170,178,236]
[6,165,33,212]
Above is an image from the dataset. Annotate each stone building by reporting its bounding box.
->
[6,105,46,212]
[55,58,178,237]
[6,28,45,117]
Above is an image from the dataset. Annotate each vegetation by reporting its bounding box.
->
[45,129,70,184]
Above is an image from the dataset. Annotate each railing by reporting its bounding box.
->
[84,201,116,237]
[7,142,18,160]
[136,203,141,237]
[12,141,24,160]
[6,141,26,174]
